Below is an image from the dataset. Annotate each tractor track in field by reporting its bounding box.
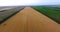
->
[0,7,60,32]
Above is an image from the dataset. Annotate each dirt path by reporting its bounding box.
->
[0,7,60,32]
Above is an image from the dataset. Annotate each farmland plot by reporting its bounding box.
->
[32,6,60,24]
[0,6,24,24]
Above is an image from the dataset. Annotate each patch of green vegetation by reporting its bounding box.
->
[32,6,60,24]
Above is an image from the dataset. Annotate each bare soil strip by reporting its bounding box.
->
[0,7,60,32]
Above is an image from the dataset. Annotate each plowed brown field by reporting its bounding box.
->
[0,7,60,32]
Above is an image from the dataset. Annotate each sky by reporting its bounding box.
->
[0,0,60,6]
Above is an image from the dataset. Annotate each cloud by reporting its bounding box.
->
[0,0,60,6]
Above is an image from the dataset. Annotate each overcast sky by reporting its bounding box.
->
[0,0,60,6]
